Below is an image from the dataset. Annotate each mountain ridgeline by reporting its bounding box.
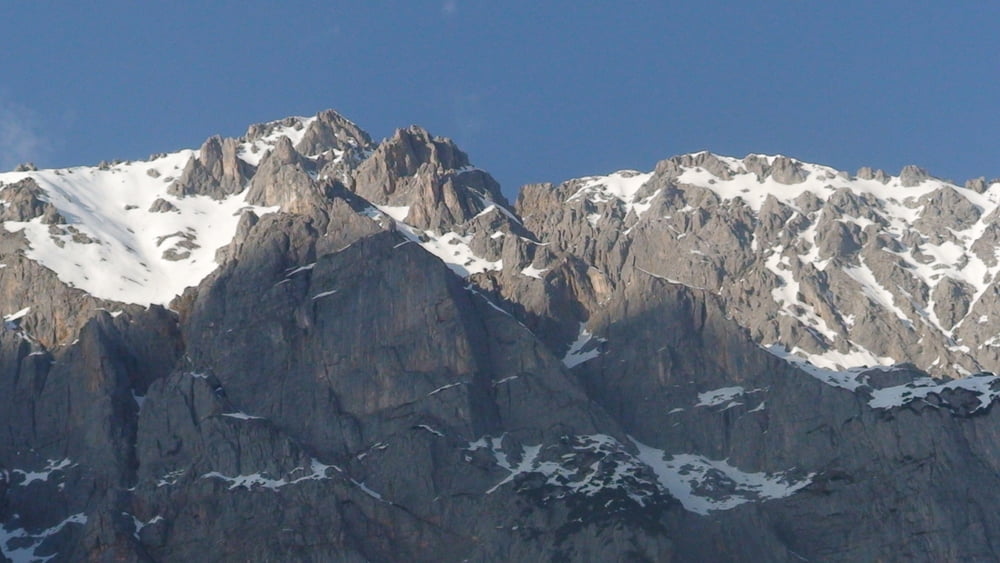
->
[2,109,1000,561]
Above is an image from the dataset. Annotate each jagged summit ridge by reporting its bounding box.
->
[2,112,997,383]
[3,115,996,381]
[0,109,514,309]
[525,149,1000,379]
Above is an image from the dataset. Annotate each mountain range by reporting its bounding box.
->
[2,109,1000,561]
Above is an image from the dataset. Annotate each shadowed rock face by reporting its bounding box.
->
[4,111,1000,561]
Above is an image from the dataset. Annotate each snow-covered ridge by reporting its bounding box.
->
[0,153,276,306]
[766,346,1000,412]
[0,114,342,308]
[0,110,516,311]
[567,170,655,217]
[572,151,999,219]
[569,151,1000,379]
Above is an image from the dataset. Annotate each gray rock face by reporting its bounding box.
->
[244,136,326,215]
[351,126,510,231]
[966,176,989,193]
[932,277,974,330]
[169,135,252,199]
[770,155,809,184]
[899,164,930,187]
[295,109,374,156]
[6,112,1000,561]
[0,178,62,223]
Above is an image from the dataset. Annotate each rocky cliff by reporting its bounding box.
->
[2,110,1000,562]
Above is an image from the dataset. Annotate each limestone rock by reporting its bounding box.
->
[771,155,809,184]
[0,178,62,223]
[244,136,325,215]
[351,126,510,231]
[899,164,930,187]
[148,197,179,213]
[168,135,252,199]
[965,176,989,193]
[295,109,374,156]
[932,277,973,330]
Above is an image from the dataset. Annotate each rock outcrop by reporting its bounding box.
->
[169,135,252,199]
[352,126,509,231]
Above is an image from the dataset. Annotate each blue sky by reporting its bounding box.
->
[1,2,998,198]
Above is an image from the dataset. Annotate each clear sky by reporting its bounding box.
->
[2,2,998,198]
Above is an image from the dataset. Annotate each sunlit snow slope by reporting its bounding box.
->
[0,120,317,306]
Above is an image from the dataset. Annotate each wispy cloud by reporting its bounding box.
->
[0,96,50,171]
[441,0,458,17]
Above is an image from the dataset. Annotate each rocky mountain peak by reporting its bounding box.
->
[899,164,931,187]
[740,154,809,184]
[368,125,472,181]
[243,115,309,143]
[654,151,733,181]
[168,134,251,199]
[7,109,1000,561]
[295,109,374,156]
[244,136,323,216]
[271,135,301,165]
[350,125,509,232]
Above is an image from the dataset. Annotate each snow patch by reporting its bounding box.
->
[1,512,87,563]
[350,479,385,501]
[563,323,604,368]
[868,373,1000,411]
[201,458,334,491]
[369,205,503,277]
[428,381,465,396]
[237,116,317,166]
[414,424,444,437]
[221,412,264,421]
[568,171,655,218]
[11,458,75,486]
[469,434,661,506]
[764,344,898,391]
[695,387,745,407]
[520,264,548,279]
[468,433,812,515]
[630,437,813,515]
[3,307,30,323]
[125,513,163,540]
